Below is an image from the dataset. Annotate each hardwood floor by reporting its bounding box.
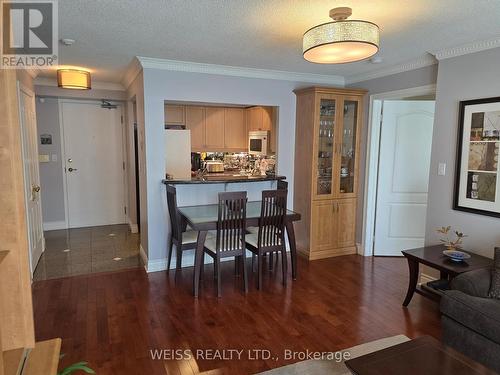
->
[32,255,442,375]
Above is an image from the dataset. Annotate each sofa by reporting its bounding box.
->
[440,268,500,372]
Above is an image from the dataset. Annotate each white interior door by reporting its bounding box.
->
[61,101,126,228]
[374,100,435,256]
[18,83,44,274]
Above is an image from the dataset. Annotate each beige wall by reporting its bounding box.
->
[425,48,500,257]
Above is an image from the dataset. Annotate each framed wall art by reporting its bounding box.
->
[454,96,500,218]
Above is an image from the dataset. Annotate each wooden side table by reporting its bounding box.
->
[401,245,492,307]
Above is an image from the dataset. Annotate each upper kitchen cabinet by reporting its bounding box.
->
[246,106,272,132]
[205,107,225,149]
[164,104,185,125]
[185,106,205,151]
[224,108,247,151]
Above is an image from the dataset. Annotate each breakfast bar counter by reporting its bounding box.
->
[162,173,286,185]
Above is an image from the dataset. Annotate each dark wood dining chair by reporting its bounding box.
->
[246,189,288,289]
[203,191,248,297]
[166,185,199,273]
[277,180,288,190]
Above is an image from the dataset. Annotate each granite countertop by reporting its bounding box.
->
[162,172,286,185]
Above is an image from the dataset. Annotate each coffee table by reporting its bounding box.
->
[401,245,492,306]
[345,336,496,375]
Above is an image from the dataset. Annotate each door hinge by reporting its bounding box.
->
[124,206,127,215]
[122,161,125,170]
[121,115,124,124]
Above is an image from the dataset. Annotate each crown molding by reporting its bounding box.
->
[34,76,125,91]
[345,54,437,85]
[121,57,143,89]
[136,56,345,86]
[431,37,500,61]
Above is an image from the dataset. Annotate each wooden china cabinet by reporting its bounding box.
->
[293,87,366,260]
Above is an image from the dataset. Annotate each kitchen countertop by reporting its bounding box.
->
[162,172,286,185]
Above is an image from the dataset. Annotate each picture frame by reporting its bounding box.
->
[454,96,500,218]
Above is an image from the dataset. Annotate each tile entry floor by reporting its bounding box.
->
[33,224,141,281]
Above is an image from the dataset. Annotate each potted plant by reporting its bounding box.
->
[436,226,467,250]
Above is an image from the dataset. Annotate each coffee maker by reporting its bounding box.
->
[191,152,202,171]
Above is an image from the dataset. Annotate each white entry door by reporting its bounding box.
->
[374,100,435,256]
[18,83,44,274]
[61,101,126,228]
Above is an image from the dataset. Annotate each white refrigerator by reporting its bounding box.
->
[165,129,191,180]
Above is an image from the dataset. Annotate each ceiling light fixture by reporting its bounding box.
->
[57,69,91,90]
[303,7,379,64]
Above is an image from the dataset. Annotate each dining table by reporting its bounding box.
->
[178,201,301,296]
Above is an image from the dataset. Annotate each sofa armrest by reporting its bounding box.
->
[450,268,492,298]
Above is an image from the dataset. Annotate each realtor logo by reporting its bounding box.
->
[1,0,58,68]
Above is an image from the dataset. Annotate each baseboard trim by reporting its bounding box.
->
[304,246,357,260]
[356,242,366,256]
[139,244,148,272]
[43,221,66,231]
[128,218,138,234]
[419,272,437,285]
[145,250,253,273]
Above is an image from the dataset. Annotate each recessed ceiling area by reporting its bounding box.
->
[42,0,500,84]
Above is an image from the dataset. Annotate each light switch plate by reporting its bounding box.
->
[438,163,446,176]
[39,154,50,163]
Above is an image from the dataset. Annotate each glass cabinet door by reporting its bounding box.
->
[338,99,359,196]
[315,97,336,197]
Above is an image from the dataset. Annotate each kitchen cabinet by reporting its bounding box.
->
[224,108,247,151]
[164,104,185,125]
[246,106,272,132]
[293,87,365,260]
[184,106,247,152]
[205,107,225,149]
[185,106,205,151]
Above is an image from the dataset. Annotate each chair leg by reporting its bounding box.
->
[216,256,222,298]
[241,254,248,293]
[257,252,263,290]
[176,243,182,271]
[281,247,287,286]
[200,251,205,283]
[252,254,256,273]
[167,237,174,272]
[269,252,274,271]
[234,256,240,276]
[214,256,218,280]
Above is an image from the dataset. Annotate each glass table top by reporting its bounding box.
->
[178,201,299,225]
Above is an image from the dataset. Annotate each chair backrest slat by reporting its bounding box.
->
[258,189,287,248]
[166,185,182,242]
[216,191,247,253]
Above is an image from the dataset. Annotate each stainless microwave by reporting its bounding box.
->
[248,131,269,155]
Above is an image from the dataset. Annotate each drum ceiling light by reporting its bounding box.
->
[303,7,379,64]
[57,68,91,90]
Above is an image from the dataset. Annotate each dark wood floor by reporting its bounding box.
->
[32,255,442,375]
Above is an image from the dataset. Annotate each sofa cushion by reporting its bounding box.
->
[489,247,500,299]
[441,290,500,344]
[450,268,491,298]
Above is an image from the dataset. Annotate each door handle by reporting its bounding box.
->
[68,167,78,172]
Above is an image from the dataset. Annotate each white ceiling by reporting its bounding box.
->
[42,0,500,84]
